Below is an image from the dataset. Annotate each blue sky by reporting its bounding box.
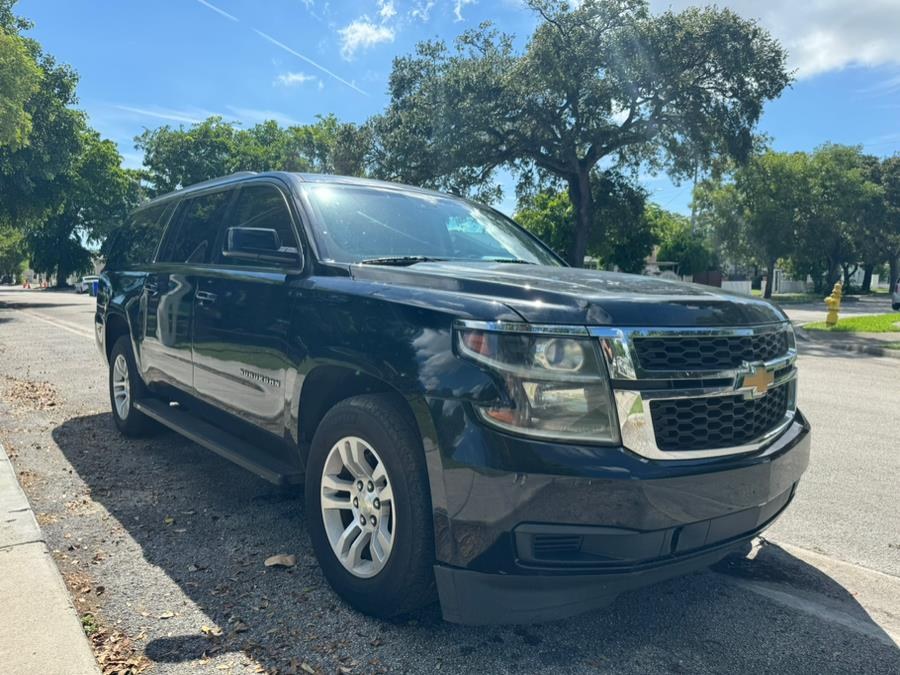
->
[16,0,900,215]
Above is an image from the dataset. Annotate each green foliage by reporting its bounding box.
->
[23,130,141,284]
[0,224,26,279]
[376,0,790,265]
[0,26,41,149]
[652,206,717,276]
[515,171,655,272]
[136,113,372,195]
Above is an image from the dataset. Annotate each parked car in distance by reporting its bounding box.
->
[893,278,900,310]
[76,275,99,294]
[95,172,810,624]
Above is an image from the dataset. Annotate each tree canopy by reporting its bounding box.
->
[375,0,790,265]
[0,21,40,149]
[136,114,372,195]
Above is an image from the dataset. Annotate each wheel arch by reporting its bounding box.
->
[105,311,131,362]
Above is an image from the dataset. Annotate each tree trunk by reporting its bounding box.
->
[890,255,899,294]
[861,263,874,293]
[826,257,840,290]
[764,258,776,299]
[567,168,594,268]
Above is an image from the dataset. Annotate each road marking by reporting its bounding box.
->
[14,308,95,340]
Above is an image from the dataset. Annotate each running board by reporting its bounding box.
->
[134,399,304,485]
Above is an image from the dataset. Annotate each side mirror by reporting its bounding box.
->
[223,227,300,266]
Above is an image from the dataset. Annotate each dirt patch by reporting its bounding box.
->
[62,569,151,675]
[3,376,62,410]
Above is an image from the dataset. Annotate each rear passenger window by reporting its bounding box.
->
[102,202,171,268]
[220,184,299,265]
[158,190,232,264]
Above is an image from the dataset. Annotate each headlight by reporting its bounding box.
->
[457,329,620,443]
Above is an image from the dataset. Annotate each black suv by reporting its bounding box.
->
[96,172,810,624]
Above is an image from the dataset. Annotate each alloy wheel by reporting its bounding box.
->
[112,353,131,420]
[320,436,395,578]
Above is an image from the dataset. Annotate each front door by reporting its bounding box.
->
[191,181,305,436]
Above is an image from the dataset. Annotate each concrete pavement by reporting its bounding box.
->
[0,442,100,675]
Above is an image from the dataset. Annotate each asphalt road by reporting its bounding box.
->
[0,288,898,674]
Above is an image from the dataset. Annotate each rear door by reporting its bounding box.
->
[191,180,304,436]
[139,188,234,391]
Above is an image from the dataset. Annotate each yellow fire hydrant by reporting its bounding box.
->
[824,280,843,327]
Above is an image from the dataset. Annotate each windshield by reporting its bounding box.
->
[301,183,561,266]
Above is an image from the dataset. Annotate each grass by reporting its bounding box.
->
[750,289,820,304]
[804,313,900,333]
[81,613,99,636]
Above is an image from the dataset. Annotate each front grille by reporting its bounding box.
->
[633,330,789,371]
[650,384,789,452]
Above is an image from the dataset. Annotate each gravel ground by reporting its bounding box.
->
[1,288,898,674]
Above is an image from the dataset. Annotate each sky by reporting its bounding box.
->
[15,0,900,216]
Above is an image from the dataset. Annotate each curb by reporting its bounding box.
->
[0,443,101,674]
[795,326,900,360]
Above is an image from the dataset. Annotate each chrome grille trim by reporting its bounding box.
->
[592,324,797,460]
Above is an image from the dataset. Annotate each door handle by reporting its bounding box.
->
[195,290,218,303]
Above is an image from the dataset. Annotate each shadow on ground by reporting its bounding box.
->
[52,413,900,674]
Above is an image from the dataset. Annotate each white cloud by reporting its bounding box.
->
[410,1,435,22]
[378,0,397,21]
[454,0,476,22]
[648,0,900,79]
[338,18,395,60]
[275,71,318,87]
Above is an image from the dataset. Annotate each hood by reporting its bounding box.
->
[350,262,787,327]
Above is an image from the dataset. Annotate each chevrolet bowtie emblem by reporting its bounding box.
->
[737,363,774,398]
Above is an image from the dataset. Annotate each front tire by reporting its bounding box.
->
[108,335,156,437]
[305,394,436,619]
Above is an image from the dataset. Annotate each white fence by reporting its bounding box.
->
[721,280,752,296]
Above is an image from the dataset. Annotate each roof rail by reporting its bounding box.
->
[180,171,258,191]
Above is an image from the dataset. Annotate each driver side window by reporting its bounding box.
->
[219,184,299,266]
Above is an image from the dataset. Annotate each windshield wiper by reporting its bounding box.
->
[358,256,448,266]
[479,257,536,264]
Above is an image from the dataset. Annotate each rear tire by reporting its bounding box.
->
[108,335,157,437]
[305,394,436,619]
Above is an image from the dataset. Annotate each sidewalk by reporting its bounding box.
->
[796,326,900,359]
[0,443,100,674]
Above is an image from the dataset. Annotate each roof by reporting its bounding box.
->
[138,171,452,210]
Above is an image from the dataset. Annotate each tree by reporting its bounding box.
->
[791,145,882,292]
[697,151,811,298]
[136,114,372,195]
[0,224,26,281]
[0,22,41,149]
[374,0,790,265]
[650,205,716,276]
[881,155,900,292]
[0,44,84,227]
[515,171,654,271]
[25,130,140,285]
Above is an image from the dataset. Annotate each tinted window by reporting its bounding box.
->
[302,184,559,265]
[220,184,299,265]
[101,202,170,268]
[158,190,232,264]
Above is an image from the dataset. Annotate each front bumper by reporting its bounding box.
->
[425,400,811,624]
